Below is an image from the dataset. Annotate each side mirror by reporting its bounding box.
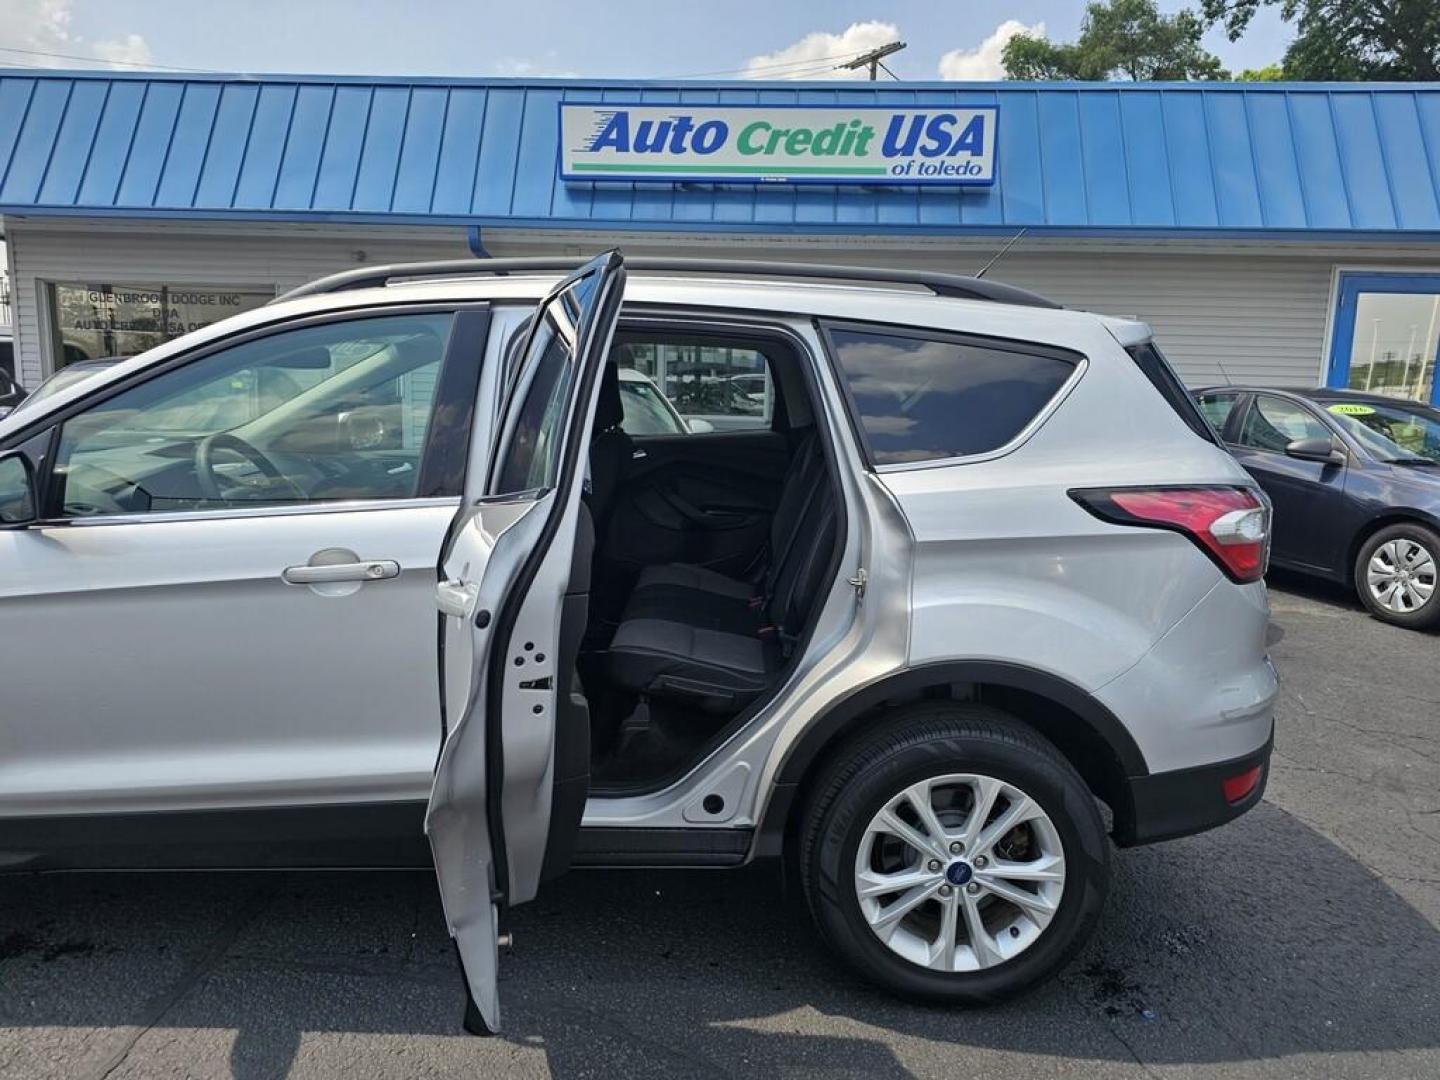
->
[0,452,38,526]
[685,417,716,434]
[1285,437,1344,466]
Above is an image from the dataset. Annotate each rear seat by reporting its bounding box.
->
[605,434,836,709]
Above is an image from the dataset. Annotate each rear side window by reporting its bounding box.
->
[1127,342,1218,444]
[824,325,1076,465]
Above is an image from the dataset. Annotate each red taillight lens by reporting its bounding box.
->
[1221,764,1263,804]
[1071,486,1270,583]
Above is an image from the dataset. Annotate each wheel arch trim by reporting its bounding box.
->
[753,660,1149,856]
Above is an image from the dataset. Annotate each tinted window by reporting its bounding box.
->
[827,326,1075,465]
[55,313,454,517]
[1196,392,1239,436]
[1238,395,1329,453]
[1127,342,1218,444]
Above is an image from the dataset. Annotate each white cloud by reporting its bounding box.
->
[743,20,901,81]
[492,52,577,79]
[937,19,1045,81]
[91,33,152,68]
[0,0,154,70]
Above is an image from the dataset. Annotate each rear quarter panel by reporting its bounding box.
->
[879,325,1256,698]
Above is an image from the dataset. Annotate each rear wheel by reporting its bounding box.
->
[798,703,1108,1004]
[1355,523,1440,630]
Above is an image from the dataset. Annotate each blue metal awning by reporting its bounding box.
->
[1,70,1438,238]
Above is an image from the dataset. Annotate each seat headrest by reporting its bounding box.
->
[595,363,624,432]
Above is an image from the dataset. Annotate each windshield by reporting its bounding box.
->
[1323,400,1440,463]
[618,376,686,435]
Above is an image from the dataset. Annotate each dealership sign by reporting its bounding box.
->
[559,104,997,186]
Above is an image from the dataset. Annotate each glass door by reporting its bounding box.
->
[1327,272,1440,403]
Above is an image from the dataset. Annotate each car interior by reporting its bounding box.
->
[575,326,843,790]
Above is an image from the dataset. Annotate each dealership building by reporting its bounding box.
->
[1,70,1439,401]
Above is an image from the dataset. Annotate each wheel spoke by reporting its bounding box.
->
[900,780,952,847]
[961,893,1003,968]
[959,776,1003,847]
[857,866,936,899]
[876,808,945,862]
[975,795,1043,856]
[870,882,940,933]
[928,895,960,970]
[983,853,1065,884]
[979,875,1059,920]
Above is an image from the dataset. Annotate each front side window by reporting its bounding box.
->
[1196,392,1239,437]
[1237,395,1329,453]
[826,325,1077,465]
[54,312,454,517]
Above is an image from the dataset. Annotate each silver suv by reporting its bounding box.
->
[0,254,1276,1030]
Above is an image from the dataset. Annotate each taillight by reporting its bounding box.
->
[1070,486,1270,583]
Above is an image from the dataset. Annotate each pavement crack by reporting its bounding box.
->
[85,882,276,1080]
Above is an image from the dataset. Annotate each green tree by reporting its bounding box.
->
[1238,62,1287,79]
[1003,0,1230,81]
[1203,0,1440,80]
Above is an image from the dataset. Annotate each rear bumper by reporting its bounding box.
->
[1113,726,1273,847]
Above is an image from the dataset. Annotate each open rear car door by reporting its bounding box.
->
[427,252,625,1033]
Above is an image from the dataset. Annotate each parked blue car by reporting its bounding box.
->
[1194,386,1440,630]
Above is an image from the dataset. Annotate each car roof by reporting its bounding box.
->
[1192,384,1439,410]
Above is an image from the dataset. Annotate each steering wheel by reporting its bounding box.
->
[194,431,306,503]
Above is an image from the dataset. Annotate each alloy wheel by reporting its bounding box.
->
[853,773,1066,973]
[1366,537,1436,614]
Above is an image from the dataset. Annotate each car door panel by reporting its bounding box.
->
[0,308,490,822]
[0,502,458,817]
[605,429,789,573]
[428,251,624,1034]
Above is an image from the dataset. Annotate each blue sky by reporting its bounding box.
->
[3,0,1292,80]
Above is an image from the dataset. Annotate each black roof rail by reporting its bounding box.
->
[273,256,1061,309]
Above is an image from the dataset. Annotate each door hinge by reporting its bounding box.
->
[848,566,868,600]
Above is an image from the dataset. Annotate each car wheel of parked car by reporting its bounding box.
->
[799,703,1109,1004]
[1355,523,1440,630]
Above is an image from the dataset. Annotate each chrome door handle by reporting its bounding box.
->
[283,560,399,584]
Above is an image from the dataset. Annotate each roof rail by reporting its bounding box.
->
[273,256,1061,309]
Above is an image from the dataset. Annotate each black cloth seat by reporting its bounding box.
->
[618,432,824,634]
[605,438,836,709]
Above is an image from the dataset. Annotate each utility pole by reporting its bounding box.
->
[840,40,906,81]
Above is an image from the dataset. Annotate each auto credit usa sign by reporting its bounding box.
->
[559,103,998,186]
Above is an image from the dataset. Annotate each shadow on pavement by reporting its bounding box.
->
[2,799,1438,1078]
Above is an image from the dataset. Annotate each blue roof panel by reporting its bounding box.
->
[1,70,1438,237]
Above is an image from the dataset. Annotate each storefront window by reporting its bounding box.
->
[47,282,275,370]
[1327,273,1440,405]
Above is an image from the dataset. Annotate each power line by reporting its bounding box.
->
[668,47,871,80]
[0,44,216,74]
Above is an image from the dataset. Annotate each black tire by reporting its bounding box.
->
[1354,523,1440,631]
[797,702,1109,1005]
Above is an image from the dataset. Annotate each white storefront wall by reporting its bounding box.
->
[5,216,1440,391]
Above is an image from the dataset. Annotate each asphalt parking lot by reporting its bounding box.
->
[2,574,1438,1080]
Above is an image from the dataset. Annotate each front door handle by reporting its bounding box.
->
[283,560,400,585]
